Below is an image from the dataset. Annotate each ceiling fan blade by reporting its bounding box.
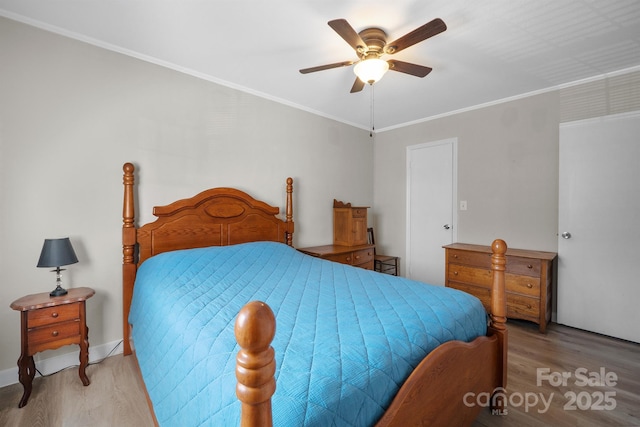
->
[387,60,432,77]
[350,78,365,93]
[328,19,367,53]
[299,61,354,74]
[385,18,447,54]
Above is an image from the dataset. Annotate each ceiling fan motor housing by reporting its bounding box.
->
[358,28,387,57]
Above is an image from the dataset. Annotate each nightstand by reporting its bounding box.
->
[10,286,95,408]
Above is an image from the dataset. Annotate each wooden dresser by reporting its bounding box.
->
[444,243,557,332]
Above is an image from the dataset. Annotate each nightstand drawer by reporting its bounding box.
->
[27,303,79,328]
[28,320,81,347]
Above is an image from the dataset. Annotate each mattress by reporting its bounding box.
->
[129,241,487,426]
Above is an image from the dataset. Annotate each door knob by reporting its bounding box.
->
[561,231,572,239]
[443,224,450,230]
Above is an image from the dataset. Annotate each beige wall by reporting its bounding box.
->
[372,92,562,265]
[0,17,372,375]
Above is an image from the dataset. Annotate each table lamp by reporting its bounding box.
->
[37,237,79,297]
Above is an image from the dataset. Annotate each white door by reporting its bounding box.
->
[406,139,457,285]
[558,112,640,343]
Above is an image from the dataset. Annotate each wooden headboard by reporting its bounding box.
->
[121,162,294,355]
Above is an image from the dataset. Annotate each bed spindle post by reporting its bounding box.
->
[235,301,276,427]
[490,239,507,330]
[490,238,508,412]
[285,177,293,246]
[122,163,136,356]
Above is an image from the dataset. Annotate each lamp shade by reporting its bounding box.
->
[354,58,390,84]
[37,238,79,268]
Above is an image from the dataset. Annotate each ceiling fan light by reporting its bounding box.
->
[354,58,389,84]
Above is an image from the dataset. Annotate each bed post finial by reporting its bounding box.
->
[122,162,136,356]
[123,163,135,234]
[285,177,293,246]
[235,301,276,427]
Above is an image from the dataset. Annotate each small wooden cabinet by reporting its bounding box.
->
[298,244,375,270]
[333,200,369,246]
[444,243,556,332]
[10,287,95,407]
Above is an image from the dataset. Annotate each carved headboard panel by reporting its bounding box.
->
[136,189,293,265]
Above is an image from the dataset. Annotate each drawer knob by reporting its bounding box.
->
[527,283,533,288]
[527,304,532,309]
[527,264,533,269]
[355,255,361,260]
[453,254,458,259]
[453,271,458,275]
[346,257,351,261]
[52,312,59,318]
[52,331,59,337]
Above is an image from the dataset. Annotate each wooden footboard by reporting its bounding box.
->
[235,239,508,427]
[379,238,508,425]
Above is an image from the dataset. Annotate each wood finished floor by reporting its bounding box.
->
[1,320,639,427]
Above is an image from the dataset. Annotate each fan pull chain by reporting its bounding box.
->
[370,83,375,137]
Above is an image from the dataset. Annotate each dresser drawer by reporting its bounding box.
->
[28,320,81,347]
[325,252,353,264]
[351,208,367,218]
[448,264,492,287]
[448,249,490,269]
[506,294,540,319]
[325,248,374,266]
[507,274,540,297]
[449,281,540,320]
[507,256,541,277]
[27,304,80,328]
[352,248,374,265]
[299,245,375,270]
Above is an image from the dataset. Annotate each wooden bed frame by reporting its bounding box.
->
[121,162,508,427]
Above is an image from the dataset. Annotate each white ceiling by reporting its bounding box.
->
[2,0,640,131]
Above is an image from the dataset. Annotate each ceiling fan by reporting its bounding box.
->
[300,18,447,93]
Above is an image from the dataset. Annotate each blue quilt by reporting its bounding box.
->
[129,241,487,427]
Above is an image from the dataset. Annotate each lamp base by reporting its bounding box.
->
[50,285,68,297]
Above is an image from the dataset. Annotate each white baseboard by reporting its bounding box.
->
[0,339,123,389]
